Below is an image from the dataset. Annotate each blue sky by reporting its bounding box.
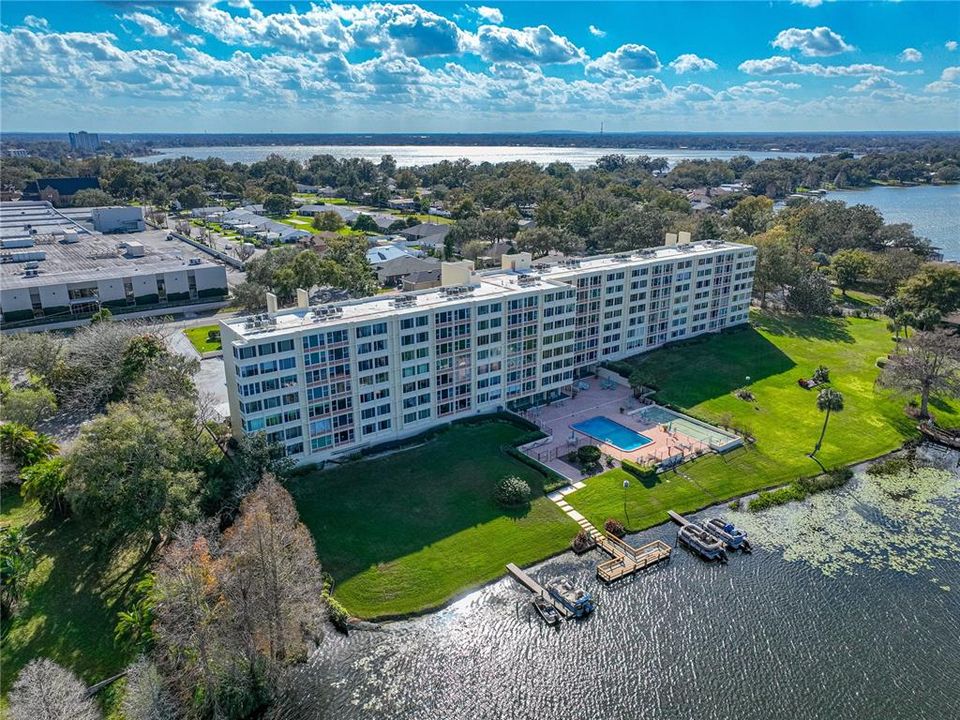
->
[1,1,958,132]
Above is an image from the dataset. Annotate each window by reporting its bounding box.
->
[234,346,256,360]
[257,342,276,356]
[277,339,295,352]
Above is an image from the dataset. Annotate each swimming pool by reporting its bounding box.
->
[571,416,653,452]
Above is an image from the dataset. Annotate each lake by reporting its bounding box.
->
[278,445,960,720]
[827,184,960,259]
[137,144,816,169]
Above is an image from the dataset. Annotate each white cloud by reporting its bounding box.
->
[926,66,960,93]
[851,75,903,92]
[946,40,958,52]
[791,0,826,6]
[474,24,586,64]
[120,11,204,46]
[472,6,504,25]
[898,47,922,63]
[772,26,854,57]
[669,53,717,74]
[22,15,49,30]
[739,56,905,77]
[586,43,661,76]
[588,25,606,38]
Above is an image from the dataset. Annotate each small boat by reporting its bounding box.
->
[546,577,596,618]
[531,594,561,626]
[703,517,752,552]
[677,523,728,563]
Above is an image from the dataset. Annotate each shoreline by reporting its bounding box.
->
[342,439,927,625]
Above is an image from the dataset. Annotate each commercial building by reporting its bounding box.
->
[220,234,756,464]
[1,201,228,327]
[68,131,101,153]
[91,206,145,233]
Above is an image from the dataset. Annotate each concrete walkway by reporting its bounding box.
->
[547,482,603,540]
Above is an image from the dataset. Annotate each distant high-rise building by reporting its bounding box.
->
[68,131,101,153]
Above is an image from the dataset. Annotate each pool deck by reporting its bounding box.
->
[516,383,711,480]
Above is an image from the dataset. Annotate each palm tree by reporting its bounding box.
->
[812,388,844,456]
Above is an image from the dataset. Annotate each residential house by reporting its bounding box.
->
[372,255,441,287]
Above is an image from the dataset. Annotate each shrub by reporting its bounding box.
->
[571,529,596,554]
[621,459,657,481]
[577,445,601,466]
[603,518,626,538]
[493,475,532,507]
[876,356,888,369]
[812,365,830,384]
[866,456,913,477]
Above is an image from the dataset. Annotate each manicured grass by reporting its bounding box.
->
[183,324,222,353]
[832,287,884,309]
[1,495,142,706]
[567,309,960,531]
[288,420,577,618]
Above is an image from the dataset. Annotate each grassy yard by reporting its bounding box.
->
[183,324,222,354]
[566,309,960,531]
[0,495,141,708]
[288,420,577,618]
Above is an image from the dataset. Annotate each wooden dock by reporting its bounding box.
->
[596,534,672,583]
[667,510,690,526]
[505,563,572,619]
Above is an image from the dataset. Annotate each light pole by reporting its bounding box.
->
[623,479,630,525]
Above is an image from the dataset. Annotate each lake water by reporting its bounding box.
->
[827,184,960,259]
[279,445,960,720]
[137,144,816,169]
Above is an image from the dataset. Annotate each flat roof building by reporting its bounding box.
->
[1,201,228,328]
[220,236,756,464]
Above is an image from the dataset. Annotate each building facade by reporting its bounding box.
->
[221,237,756,464]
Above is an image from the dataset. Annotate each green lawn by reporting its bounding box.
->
[832,287,884,309]
[1,495,141,708]
[566,309,960,531]
[288,420,577,618]
[183,324,222,354]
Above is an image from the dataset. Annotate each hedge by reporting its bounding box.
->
[621,458,658,481]
[135,293,160,306]
[167,291,191,301]
[602,360,635,378]
[503,445,568,494]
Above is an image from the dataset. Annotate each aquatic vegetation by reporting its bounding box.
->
[730,453,960,580]
[747,467,853,511]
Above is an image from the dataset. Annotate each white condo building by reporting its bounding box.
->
[221,235,756,464]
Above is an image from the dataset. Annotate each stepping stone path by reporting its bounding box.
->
[548,482,603,541]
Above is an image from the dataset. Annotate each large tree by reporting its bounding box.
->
[153,477,324,718]
[65,395,211,550]
[899,264,960,314]
[831,249,870,296]
[7,658,100,720]
[880,330,960,419]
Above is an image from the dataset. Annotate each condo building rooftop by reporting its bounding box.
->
[224,237,749,340]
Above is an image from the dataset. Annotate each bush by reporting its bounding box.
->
[876,356,888,369]
[577,445,601,466]
[603,518,626,538]
[621,458,657,481]
[602,360,634,378]
[571,529,596,554]
[866,456,913,477]
[493,475,532,507]
[503,446,567,493]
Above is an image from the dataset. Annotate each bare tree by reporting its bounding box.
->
[7,658,100,720]
[152,477,325,717]
[219,475,325,675]
[122,656,181,720]
[880,330,960,419]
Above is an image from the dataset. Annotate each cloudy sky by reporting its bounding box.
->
[1,0,958,133]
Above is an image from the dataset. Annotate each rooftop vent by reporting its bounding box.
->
[392,295,418,308]
[516,274,539,286]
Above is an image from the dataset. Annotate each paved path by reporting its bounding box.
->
[546,482,603,540]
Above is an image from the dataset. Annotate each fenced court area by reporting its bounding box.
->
[517,382,740,479]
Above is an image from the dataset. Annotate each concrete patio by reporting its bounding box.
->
[516,381,711,480]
